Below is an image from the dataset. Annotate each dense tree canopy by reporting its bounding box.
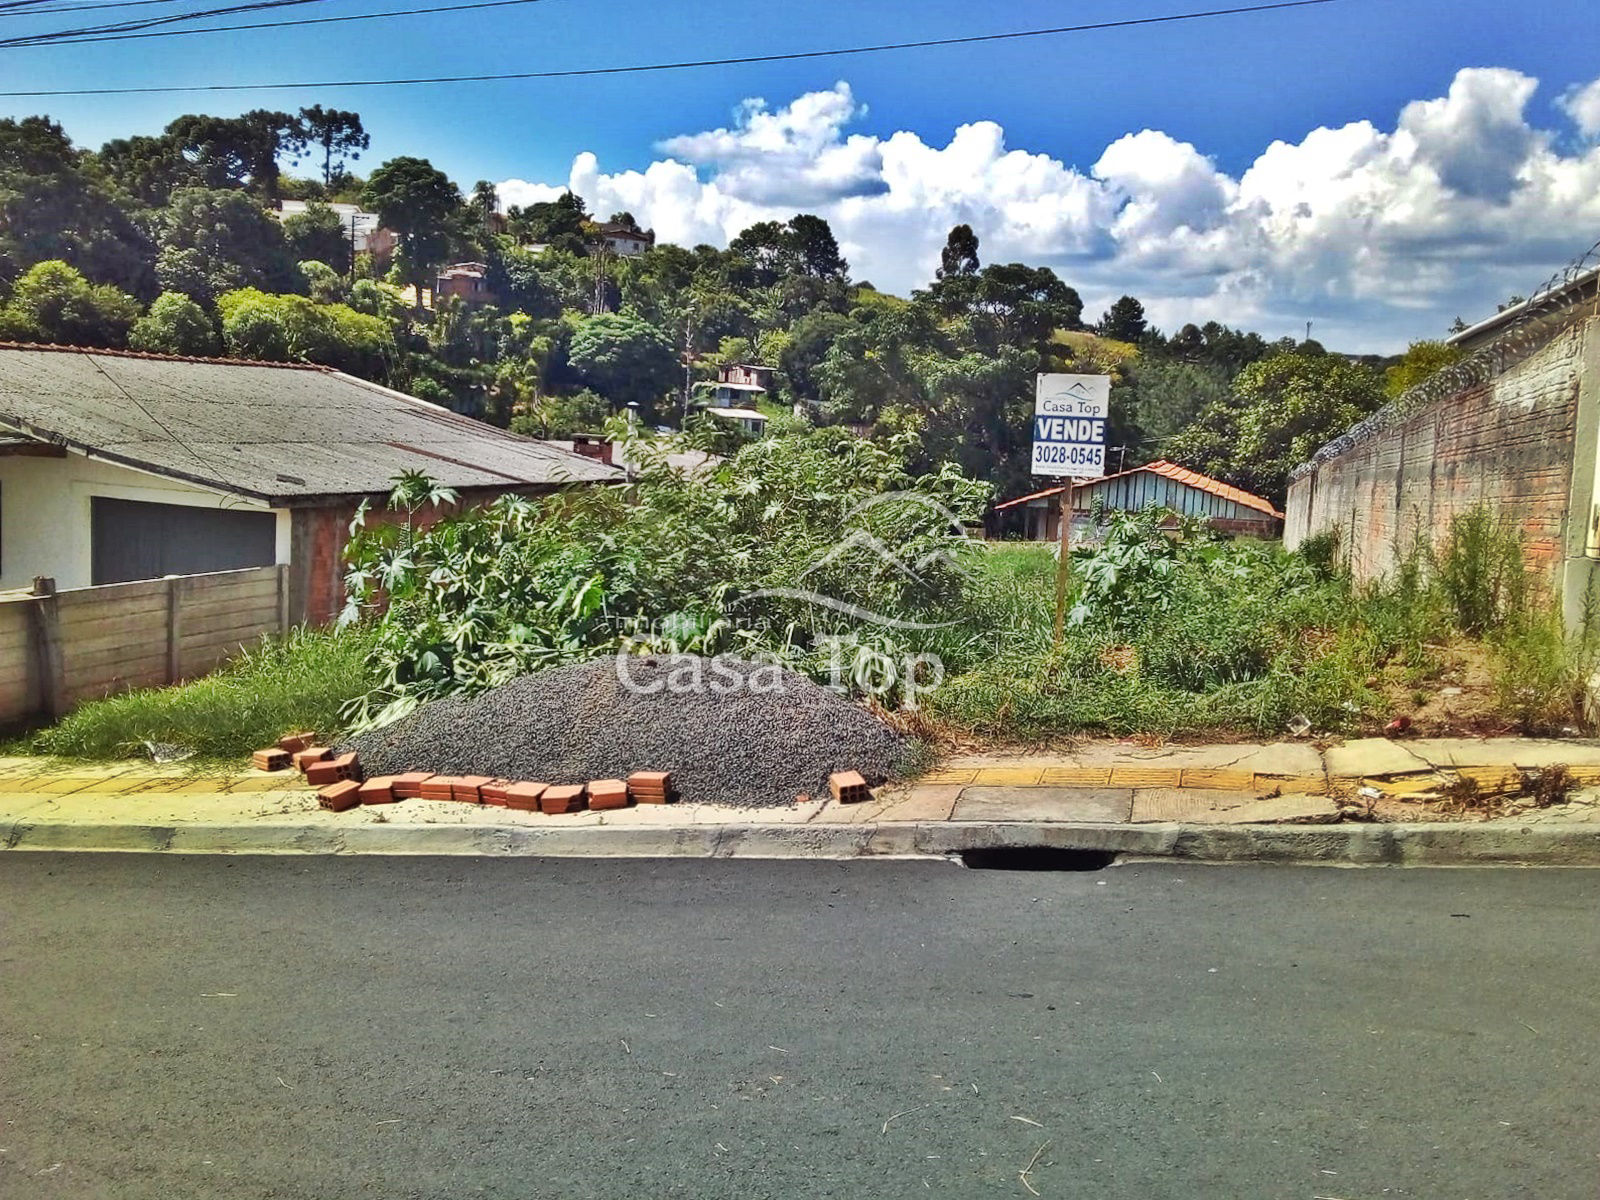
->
[0,105,1404,516]
[154,187,301,306]
[282,200,351,274]
[0,260,140,347]
[1165,351,1387,503]
[0,117,152,294]
[567,312,679,420]
[361,156,461,306]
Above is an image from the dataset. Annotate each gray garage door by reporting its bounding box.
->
[90,497,277,585]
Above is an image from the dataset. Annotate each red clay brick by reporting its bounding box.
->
[480,779,513,805]
[627,770,675,803]
[420,775,461,800]
[358,776,398,805]
[391,772,432,799]
[252,748,291,772]
[318,779,362,811]
[278,731,316,754]
[329,752,362,782]
[304,760,342,786]
[540,784,586,815]
[588,779,630,810]
[452,775,493,803]
[829,770,870,804]
[504,782,547,812]
[293,746,332,772]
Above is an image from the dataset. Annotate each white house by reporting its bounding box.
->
[274,200,384,253]
[690,383,768,436]
[0,344,620,621]
[596,222,655,257]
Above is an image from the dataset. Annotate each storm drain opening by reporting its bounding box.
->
[957,847,1118,871]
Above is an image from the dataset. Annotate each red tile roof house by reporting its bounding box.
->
[0,344,621,625]
[992,460,1284,542]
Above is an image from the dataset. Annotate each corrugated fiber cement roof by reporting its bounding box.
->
[0,345,621,503]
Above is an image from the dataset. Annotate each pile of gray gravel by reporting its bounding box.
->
[341,654,912,809]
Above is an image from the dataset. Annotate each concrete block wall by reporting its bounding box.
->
[1286,318,1599,625]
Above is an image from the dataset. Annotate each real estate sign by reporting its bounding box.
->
[1032,374,1110,478]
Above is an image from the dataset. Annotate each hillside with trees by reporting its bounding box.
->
[0,108,1438,506]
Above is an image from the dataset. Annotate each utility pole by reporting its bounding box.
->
[591,241,609,316]
[681,298,696,424]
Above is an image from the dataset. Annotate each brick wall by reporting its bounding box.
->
[1286,319,1597,614]
[287,487,558,626]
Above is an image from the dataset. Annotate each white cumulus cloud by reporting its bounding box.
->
[1561,77,1600,138]
[498,72,1600,352]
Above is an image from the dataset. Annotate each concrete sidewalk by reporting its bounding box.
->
[3,737,1600,864]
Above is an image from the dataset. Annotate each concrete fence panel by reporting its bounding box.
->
[0,565,289,724]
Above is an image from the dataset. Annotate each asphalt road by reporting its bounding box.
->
[1,855,1595,1200]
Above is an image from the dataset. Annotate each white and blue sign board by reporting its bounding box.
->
[1032,373,1111,478]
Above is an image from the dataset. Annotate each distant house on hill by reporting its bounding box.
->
[685,362,777,437]
[993,460,1283,541]
[596,222,655,257]
[718,363,776,391]
[0,344,618,624]
[434,262,497,306]
[274,200,385,254]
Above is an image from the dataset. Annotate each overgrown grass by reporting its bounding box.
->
[22,492,1597,760]
[927,506,1599,740]
[29,625,379,761]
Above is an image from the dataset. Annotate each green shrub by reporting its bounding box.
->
[31,625,378,761]
[1436,507,1526,635]
[217,287,395,375]
[1489,609,1594,734]
[128,291,220,356]
[341,432,993,725]
[1295,526,1344,581]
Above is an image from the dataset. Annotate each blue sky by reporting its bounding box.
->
[5,0,1600,348]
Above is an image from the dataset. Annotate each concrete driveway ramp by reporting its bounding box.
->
[951,786,1133,823]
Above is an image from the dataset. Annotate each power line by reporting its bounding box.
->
[1,0,535,42]
[0,0,329,45]
[0,0,1345,95]
[0,0,195,16]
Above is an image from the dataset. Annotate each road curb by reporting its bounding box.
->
[3,817,1599,865]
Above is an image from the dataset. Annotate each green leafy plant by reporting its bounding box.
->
[340,430,991,727]
[1436,507,1526,636]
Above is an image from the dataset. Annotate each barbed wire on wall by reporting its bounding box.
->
[1290,237,1600,482]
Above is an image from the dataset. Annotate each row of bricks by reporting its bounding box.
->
[318,771,678,814]
[263,738,872,809]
